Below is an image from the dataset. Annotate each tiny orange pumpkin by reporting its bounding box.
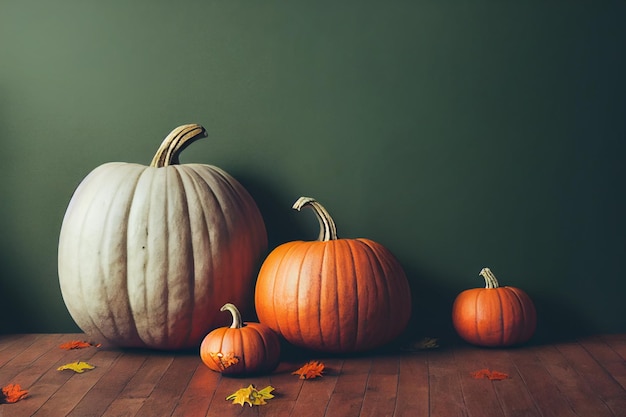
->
[200,303,281,376]
[452,267,537,347]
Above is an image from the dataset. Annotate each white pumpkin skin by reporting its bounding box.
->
[58,125,267,350]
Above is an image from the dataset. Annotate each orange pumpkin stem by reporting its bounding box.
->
[150,124,207,167]
[292,197,338,241]
[221,303,243,329]
[479,267,500,289]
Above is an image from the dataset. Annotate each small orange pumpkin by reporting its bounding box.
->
[254,196,412,353]
[200,303,281,376]
[452,267,537,347]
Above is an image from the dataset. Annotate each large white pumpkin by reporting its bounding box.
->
[58,124,267,350]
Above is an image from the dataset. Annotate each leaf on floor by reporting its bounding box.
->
[401,337,440,351]
[0,383,28,404]
[292,360,325,379]
[59,340,101,350]
[226,384,275,406]
[57,361,96,373]
[470,369,509,380]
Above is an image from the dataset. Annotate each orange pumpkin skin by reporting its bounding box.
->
[452,268,537,347]
[200,304,280,376]
[255,197,412,353]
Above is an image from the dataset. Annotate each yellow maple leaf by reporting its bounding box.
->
[57,361,95,373]
[252,385,275,405]
[226,384,275,406]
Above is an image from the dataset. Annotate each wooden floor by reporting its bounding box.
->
[1,333,626,417]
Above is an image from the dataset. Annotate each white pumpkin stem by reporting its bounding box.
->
[150,124,207,167]
[479,267,500,289]
[293,197,338,242]
[221,303,243,329]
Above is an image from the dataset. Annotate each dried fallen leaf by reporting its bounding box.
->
[208,352,240,370]
[293,360,325,379]
[226,384,275,406]
[59,340,100,350]
[471,369,509,380]
[252,386,275,405]
[57,361,95,373]
[401,337,440,351]
[0,384,28,404]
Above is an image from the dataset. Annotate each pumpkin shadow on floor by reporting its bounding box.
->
[395,265,598,349]
[399,265,461,347]
[215,173,599,350]
[525,293,596,345]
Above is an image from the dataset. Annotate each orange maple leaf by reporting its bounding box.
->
[292,361,325,379]
[59,340,101,350]
[209,352,240,370]
[470,369,509,380]
[0,383,28,403]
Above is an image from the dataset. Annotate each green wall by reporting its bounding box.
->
[1,1,625,342]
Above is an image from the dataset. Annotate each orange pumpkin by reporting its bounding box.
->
[200,303,281,376]
[452,268,537,347]
[254,196,412,353]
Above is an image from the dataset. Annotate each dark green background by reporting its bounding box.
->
[1,1,624,343]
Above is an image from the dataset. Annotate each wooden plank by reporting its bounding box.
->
[0,334,46,370]
[454,345,542,417]
[601,334,626,362]
[0,334,65,382]
[205,373,273,416]
[582,335,626,390]
[558,339,626,416]
[507,346,579,417]
[474,348,540,417]
[427,349,467,417]
[0,336,66,385]
[262,362,305,417]
[323,355,371,417]
[31,348,122,417]
[458,344,540,417]
[0,334,35,355]
[0,334,101,417]
[452,345,506,417]
[393,352,429,417]
[360,355,399,417]
[535,343,614,417]
[1,333,626,417]
[66,350,148,417]
[101,352,175,417]
[133,354,200,417]
[170,362,220,417]
[277,358,342,417]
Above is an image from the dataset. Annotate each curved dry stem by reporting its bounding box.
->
[220,303,243,329]
[292,196,338,241]
[150,124,207,167]
[479,267,500,289]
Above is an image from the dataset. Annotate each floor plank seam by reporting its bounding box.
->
[535,346,593,417]
[321,359,344,417]
[507,352,545,417]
